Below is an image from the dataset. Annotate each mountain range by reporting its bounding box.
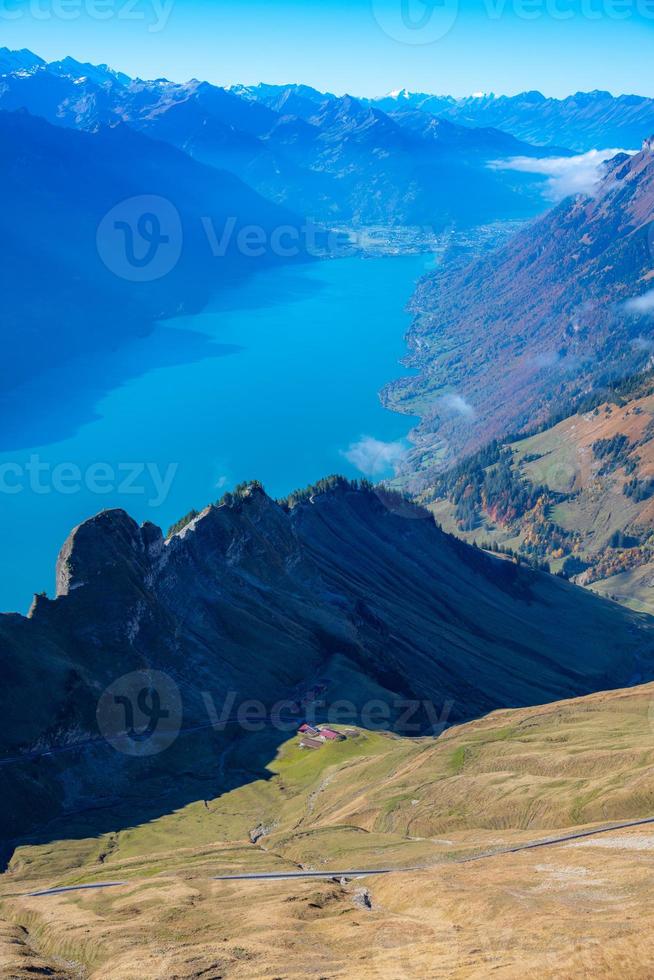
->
[0,48,568,228]
[236,83,654,152]
[4,44,654,977]
[7,46,654,440]
[1,479,651,850]
[5,51,654,224]
[367,88,654,152]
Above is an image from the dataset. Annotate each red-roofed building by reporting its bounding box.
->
[317,727,345,741]
[298,723,319,736]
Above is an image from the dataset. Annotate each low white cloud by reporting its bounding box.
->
[491,148,636,202]
[343,436,407,477]
[632,336,654,351]
[624,290,654,315]
[438,393,475,419]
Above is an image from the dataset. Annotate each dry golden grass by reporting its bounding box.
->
[3,682,654,977]
[3,829,654,979]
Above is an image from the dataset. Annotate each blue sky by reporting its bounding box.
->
[1,0,654,96]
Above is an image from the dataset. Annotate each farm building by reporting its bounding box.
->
[299,737,323,750]
[317,727,345,741]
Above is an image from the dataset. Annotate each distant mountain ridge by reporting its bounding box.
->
[237,81,654,151]
[4,51,652,153]
[366,88,654,152]
[0,47,44,75]
[0,47,568,228]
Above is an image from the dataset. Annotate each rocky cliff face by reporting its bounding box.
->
[1,481,652,850]
[384,140,654,477]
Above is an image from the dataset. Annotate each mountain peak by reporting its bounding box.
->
[47,56,130,87]
[0,46,45,75]
[55,508,160,598]
[519,90,546,103]
[340,93,363,109]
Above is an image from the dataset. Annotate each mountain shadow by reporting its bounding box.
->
[1,479,653,869]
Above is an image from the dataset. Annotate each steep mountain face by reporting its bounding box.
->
[269,95,545,226]
[0,108,305,410]
[384,140,654,476]
[0,481,651,847]
[0,50,560,228]
[369,89,654,151]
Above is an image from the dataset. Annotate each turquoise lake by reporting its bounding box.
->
[0,254,432,613]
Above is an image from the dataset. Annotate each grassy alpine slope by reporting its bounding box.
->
[3,681,654,977]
